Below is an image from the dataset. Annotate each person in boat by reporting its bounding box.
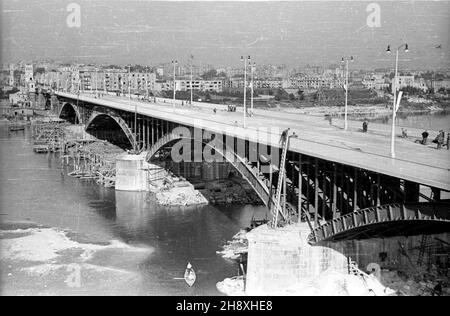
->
[184,262,196,287]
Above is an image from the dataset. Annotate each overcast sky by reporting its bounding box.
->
[1,0,449,69]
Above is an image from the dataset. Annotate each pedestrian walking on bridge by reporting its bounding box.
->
[362,120,368,133]
[421,130,429,145]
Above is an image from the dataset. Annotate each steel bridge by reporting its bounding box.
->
[51,91,450,242]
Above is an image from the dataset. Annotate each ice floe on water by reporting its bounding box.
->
[0,226,154,295]
[0,227,153,263]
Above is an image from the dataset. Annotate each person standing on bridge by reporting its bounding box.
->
[362,120,368,133]
[280,128,290,146]
[421,130,429,145]
[401,128,408,138]
[435,130,444,149]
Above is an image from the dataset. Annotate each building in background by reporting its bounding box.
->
[362,73,389,90]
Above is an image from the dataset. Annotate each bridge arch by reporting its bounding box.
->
[85,112,137,150]
[59,102,82,124]
[308,202,450,244]
[146,130,287,217]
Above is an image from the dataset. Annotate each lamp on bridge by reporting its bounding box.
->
[172,60,178,109]
[341,55,354,131]
[240,55,251,128]
[250,61,256,116]
[386,43,409,159]
[128,64,137,153]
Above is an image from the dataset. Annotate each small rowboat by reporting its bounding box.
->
[184,262,196,287]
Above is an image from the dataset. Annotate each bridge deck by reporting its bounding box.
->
[56,92,450,191]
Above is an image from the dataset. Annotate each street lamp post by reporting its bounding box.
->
[145,75,149,100]
[120,75,124,96]
[95,68,98,95]
[341,56,354,131]
[128,65,137,152]
[190,55,194,106]
[241,55,250,127]
[386,43,409,158]
[172,60,177,108]
[251,61,256,116]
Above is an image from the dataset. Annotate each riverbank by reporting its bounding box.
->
[278,103,446,118]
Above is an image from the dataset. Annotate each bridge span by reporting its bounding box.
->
[55,91,450,191]
[52,91,449,231]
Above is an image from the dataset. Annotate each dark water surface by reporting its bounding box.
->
[0,122,268,295]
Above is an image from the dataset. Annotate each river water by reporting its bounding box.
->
[0,122,268,295]
[351,110,450,132]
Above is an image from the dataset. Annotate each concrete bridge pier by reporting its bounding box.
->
[115,153,149,191]
[245,223,348,295]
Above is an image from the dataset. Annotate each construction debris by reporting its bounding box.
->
[149,179,209,206]
[62,140,124,188]
[32,120,67,153]
[216,276,245,296]
[216,230,248,260]
[31,121,124,188]
[380,266,449,296]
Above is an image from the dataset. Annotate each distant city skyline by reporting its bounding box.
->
[2,1,449,70]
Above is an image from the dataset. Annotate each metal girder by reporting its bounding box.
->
[58,102,82,124]
[85,111,136,149]
[308,202,450,244]
[145,131,274,209]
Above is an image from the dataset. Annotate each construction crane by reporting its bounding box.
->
[270,128,296,228]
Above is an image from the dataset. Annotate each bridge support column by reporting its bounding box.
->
[404,181,420,203]
[431,187,441,201]
[245,223,347,295]
[115,153,148,191]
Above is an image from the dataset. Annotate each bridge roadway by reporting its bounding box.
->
[56,92,450,191]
